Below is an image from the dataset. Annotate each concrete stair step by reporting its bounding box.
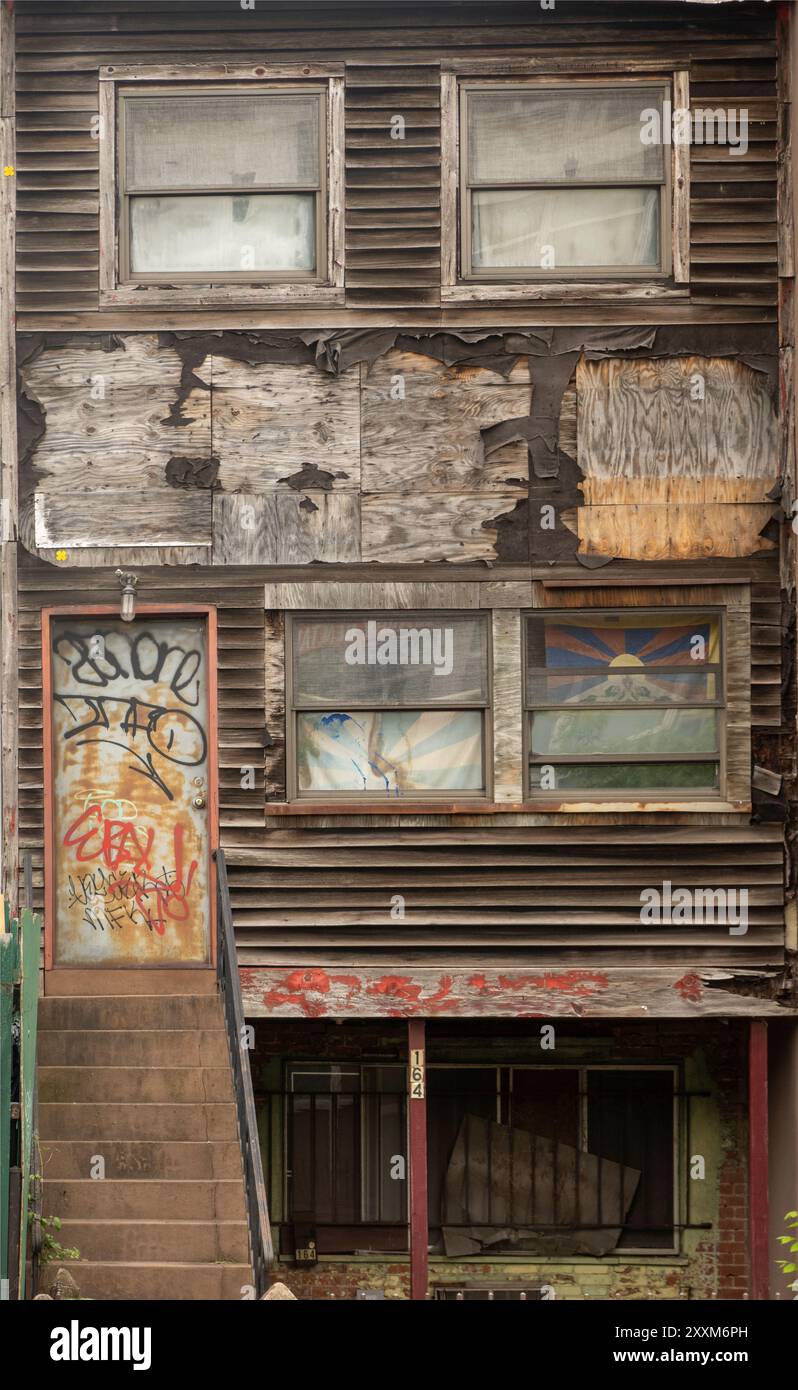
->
[40,1139,244,1180]
[40,1066,234,1104]
[62,1261,252,1300]
[39,995,224,1032]
[58,1218,250,1264]
[43,1178,246,1221]
[40,1102,237,1142]
[39,1030,228,1067]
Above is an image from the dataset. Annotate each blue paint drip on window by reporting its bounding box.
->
[317,712,400,795]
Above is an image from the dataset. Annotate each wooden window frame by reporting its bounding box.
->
[522,586,751,813]
[285,610,493,804]
[441,67,690,303]
[99,64,345,307]
[524,605,726,802]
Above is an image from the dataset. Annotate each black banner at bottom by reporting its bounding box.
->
[8,1296,791,1380]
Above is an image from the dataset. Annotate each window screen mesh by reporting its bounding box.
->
[124,93,321,190]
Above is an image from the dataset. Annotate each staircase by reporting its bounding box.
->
[37,992,254,1300]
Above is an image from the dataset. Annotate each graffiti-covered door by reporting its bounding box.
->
[46,614,214,966]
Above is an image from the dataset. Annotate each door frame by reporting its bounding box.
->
[41,604,219,971]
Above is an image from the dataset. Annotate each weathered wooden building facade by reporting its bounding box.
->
[1,0,797,1300]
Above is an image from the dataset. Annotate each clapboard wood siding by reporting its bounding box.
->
[224,825,785,967]
[14,0,779,326]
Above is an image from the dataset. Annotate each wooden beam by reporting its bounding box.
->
[748,1020,770,1300]
[407,1019,428,1303]
[239,967,789,1020]
[0,0,17,912]
[672,70,690,285]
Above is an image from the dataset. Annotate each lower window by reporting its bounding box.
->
[280,1064,676,1255]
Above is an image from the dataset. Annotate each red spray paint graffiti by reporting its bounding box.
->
[62,803,198,935]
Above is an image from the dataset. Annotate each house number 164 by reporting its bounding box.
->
[409,1048,426,1099]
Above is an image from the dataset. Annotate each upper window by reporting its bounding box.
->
[99,67,344,305]
[460,83,670,279]
[524,609,724,798]
[288,612,490,799]
[119,89,325,283]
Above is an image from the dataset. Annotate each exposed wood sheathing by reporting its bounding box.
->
[570,356,780,560]
[17,330,782,567]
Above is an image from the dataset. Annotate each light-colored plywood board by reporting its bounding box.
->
[576,357,778,488]
[210,357,361,491]
[568,503,776,561]
[213,491,361,565]
[492,608,523,804]
[263,582,481,610]
[362,350,530,494]
[34,489,212,548]
[361,493,521,564]
[21,335,211,490]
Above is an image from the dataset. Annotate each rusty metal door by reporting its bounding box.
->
[47,615,213,966]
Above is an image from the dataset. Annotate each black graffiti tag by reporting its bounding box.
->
[54,693,207,802]
[53,630,202,706]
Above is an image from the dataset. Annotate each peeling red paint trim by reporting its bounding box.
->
[251,966,615,1019]
[674,973,703,1002]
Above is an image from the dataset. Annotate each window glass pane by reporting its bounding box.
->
[530,708,719,758]
[529,761,720,793]
[467,89,665,184]
[527,613,722,705]
[288,1092,359,1224]
[587,1071,674,1249]
[472,186,660,269]
[527,670,719,707]
[292,614,489,706]
[125,94,321,190]
[362,1067,406,1224]
[129,193,315,274]
[297,710,483,795]
[528,614,720,672]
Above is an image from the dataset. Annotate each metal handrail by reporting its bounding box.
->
[214,849,273,1296]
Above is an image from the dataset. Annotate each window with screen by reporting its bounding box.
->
[288,613,490,798]
[524,609,724,798]
[118,87,326,282]
[459,83,670,278]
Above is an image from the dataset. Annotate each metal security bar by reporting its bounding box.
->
[264,1075,714,1255]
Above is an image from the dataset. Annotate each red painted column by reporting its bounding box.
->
[748,1021,769,1300]
[407,1019,428,1301]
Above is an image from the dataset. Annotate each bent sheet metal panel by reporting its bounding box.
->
[49,616,211,965]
